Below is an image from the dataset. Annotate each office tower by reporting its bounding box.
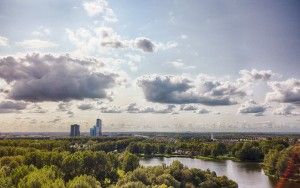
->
[70,124,80,137]
[90,119,102,137]
[96,118,102,136]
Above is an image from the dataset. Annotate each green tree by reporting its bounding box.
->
[121,152,139,172]
[67,175,101,188]
[18,165,65,188]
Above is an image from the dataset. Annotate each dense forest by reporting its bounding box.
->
[0,136,295,187]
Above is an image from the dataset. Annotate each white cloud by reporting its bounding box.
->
[99,105,122,113]
[167,60,195,70]
[126,103,176,114]
[83,0,107,17]
[238,69,274,83]
[180,34,187,39]
[0,36,9,46]
[32,27,51,37]
[66,26,176,56]
[238,100,267,115]
[83,0,117,22]
[273,104,299,116]
[16,39,57,49]
[180,104,198,111]
[266,78,300,104]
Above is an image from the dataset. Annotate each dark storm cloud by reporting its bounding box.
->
[137,75,242,106]
[78,103,94,110]
[266,79,300,105]
[134,38,155,52]
[0,54,118,102]
[0,101,27,113]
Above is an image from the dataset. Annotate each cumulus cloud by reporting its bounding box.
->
[83,0,107,17]
[0,101,27,113]
[66,27,176,56]
[126,103,176,114]
[99,105,122,113]
[273,104,299,116]
[78,103,94,110]
[0,54,118,102]
[137,74,245,106]
[0,36,9,46]
[57,102,72,112]
[16,39,57,49]
[134,38,155,52]
[166,60,195,70]
[238,100,267,115]
[48,116,61,123]
[180,104,198,111]
[195,108,210,114]
[82,0,117,22]
[266,78,300,105]
[239,69,274,83]
[32,27,51,37]
[67,111,74,118]
[29,104,48,113]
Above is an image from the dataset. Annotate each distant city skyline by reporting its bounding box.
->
[0,0,299,132]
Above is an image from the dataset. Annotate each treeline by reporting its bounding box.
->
[125,138,291,162]
[0,137,143,154]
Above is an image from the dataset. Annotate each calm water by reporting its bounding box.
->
[140,157,300,188]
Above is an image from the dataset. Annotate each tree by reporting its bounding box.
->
[158,144,166,154]
[143,144,154,156]
[126,143,141,154]
[263,149,279,175]
[121,152,139,172]
[11,165,36,185]
[62,154,83,180]
[67,175,101,188]
[18,165,65,188]
[210,143,227,157]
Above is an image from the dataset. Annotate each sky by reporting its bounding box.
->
[0,0,299,132]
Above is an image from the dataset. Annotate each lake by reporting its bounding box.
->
[140,157,300,188]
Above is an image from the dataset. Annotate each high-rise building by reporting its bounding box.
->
[90,119,102,137]
[70,124,80,137]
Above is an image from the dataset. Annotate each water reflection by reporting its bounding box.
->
[140,157,300,188]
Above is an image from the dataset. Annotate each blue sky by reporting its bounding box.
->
[0,0,299,132]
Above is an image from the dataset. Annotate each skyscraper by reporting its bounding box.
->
[90,119,102,136]
[70,124,80,137]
